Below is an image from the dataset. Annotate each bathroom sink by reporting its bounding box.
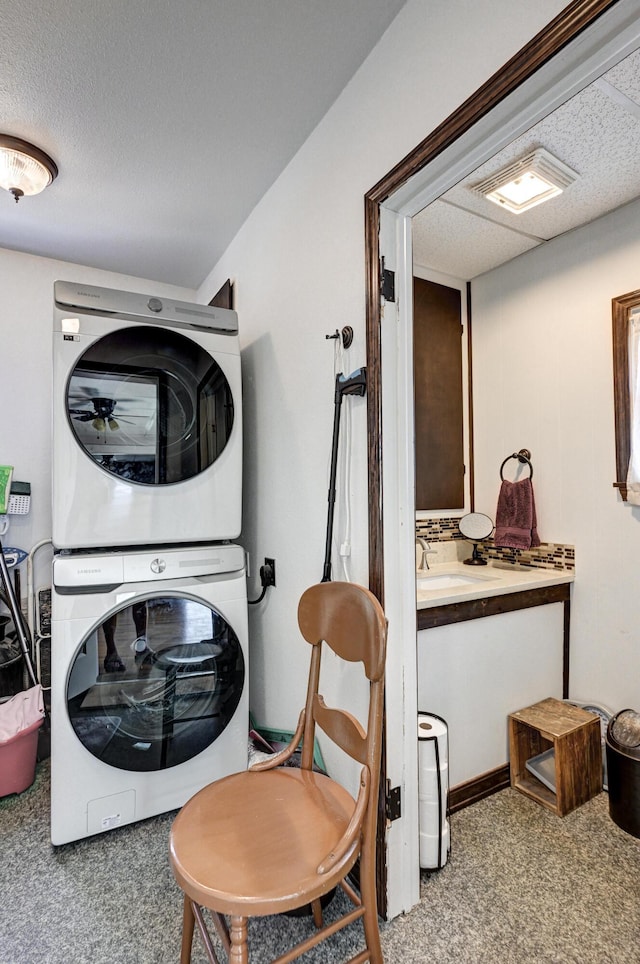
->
[417,572,491,590]
[415,560,574,610]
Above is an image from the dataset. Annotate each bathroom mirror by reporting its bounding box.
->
[458,512,493,541]
[413,271,470,516]
[459,512,493,566]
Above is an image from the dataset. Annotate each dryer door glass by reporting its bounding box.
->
[66,595,245,772]
[66,325,234,484]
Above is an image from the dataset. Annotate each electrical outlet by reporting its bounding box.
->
[260,557,276,588]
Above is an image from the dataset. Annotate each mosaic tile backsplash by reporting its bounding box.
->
[415,517,574,572]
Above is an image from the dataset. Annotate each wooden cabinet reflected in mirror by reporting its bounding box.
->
[413,275,472,513]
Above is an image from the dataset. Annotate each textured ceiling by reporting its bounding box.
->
[0,0,406,288]
[413,46,640,280]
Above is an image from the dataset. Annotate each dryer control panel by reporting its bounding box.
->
[54,280,238,335]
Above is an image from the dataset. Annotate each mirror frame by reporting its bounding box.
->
[459,512,494,542]
[364,0,618,605]
[612,287,640,500]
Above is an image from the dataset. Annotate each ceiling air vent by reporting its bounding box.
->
[473,147,579,214]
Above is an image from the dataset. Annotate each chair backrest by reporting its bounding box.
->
[297,582,387,778]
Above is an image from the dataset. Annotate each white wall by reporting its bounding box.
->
[472,197,640,712]
[0,246,195,591]
[197,0,567,750]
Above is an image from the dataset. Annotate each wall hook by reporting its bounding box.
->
[325,326,354,349]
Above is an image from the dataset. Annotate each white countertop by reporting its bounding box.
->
[416,561,573,609]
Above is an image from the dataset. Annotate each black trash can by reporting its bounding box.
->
[606,709,640,839]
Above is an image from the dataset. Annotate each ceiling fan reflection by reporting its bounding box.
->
[69,397,136,432]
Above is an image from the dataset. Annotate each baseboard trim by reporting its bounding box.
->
[449,764,510,814]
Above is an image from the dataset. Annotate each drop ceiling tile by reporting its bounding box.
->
[412,200,540,279]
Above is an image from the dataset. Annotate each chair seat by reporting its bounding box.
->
[170,767,359,917]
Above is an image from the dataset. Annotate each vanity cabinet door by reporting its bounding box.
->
[417,603,564,787]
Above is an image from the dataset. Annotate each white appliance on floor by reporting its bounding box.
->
[50,543,248,845]
[52,281,242,550]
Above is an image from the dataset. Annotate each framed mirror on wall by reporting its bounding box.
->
[612,288,640,502]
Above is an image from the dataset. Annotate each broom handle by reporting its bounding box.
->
[0,539,38,687]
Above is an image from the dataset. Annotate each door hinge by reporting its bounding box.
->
[380,258,395,303]
[385,782,402,821]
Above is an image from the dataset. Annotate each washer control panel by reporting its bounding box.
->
[54,544,245,588]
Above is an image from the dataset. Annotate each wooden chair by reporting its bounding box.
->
[169,581,388,964]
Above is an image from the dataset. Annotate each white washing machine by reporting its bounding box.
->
[50,543,248,845]
[52,281,242,550]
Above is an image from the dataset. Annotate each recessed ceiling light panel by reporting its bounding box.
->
[473,147,578,214]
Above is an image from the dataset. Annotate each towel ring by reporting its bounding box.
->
[500,448,533,481]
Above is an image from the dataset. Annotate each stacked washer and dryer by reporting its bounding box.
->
[50,281,248,845]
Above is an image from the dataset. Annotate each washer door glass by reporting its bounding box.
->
[66,325,234,484]
[66,595,245,772]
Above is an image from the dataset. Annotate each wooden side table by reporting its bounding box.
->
[509,697,601,816]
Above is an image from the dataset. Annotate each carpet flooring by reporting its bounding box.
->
[1,760,639,963]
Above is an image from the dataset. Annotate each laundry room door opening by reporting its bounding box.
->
[364,0,627,920]
[66,594,245,773]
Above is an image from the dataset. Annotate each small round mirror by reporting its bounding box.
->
[458,512,494,541]
[458,513,494,566]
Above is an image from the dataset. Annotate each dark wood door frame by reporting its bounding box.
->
[208,278,234,310]
[364,0,618,917]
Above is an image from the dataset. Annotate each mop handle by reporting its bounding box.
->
[321,368,367,582]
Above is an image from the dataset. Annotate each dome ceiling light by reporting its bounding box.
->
[473,147,578,214]
[0,134,58,203]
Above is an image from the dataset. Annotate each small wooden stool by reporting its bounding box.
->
[509,697,601,816]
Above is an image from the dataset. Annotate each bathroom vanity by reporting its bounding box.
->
[416,558,574,809]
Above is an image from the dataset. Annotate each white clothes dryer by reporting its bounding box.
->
[52,281,242,550]
[50,543,248,845]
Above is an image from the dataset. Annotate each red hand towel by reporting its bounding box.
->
[494,478,540,550]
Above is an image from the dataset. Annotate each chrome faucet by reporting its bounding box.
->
[416,537,438,570]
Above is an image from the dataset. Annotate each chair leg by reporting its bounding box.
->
[181,896,195,964]
[229,916,249,964]
[359,860,383,964]
[311,898,324,929]
[361,903,383,964]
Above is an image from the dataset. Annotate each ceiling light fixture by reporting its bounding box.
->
[0,134,58,203]
[474,147,578,214]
